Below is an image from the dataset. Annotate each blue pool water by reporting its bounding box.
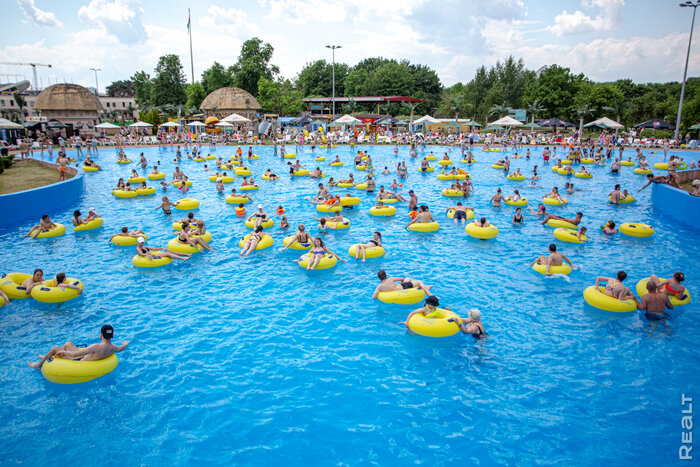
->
[1,144,699,465]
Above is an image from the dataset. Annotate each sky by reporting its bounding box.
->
[1,0,699,92]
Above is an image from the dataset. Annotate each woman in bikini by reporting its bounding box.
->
[448,308,488,339]
[282,224,313,251]
[354,231,383,262]
[177,223,214,251]
[595,271,639,304]
[136,237,190,261]
[240,226,265,257]
[648,272,688,301]
[297,237,345,270]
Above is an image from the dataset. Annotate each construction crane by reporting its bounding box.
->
[0,62,52,90]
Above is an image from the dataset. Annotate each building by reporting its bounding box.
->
[200,87,262,121]
[33,84,103,135]
[0,81,138,125]
[302,96,426,116]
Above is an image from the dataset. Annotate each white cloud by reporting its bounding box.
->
[17,0,62,28]
[199,6,260,38]
[78,0,147,44]
[262,0,425,24]
[547,0,624,37]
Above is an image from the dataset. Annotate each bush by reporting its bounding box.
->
[0,156,14,169]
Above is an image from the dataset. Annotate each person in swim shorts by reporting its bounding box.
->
[28,325,129,369]
[371,269,433,298]
[637,280,673,320]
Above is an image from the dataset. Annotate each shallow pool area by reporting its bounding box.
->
[1,144,699,464]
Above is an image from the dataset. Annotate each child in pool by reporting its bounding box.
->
[155,196,178,215]
[216,179,224,191]
[280,216,290,228]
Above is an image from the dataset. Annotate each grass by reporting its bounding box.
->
[0,159,70,195]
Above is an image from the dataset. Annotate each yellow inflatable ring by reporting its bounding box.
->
[247,154,259,160]
[454,173,470,180]
[560,159,572,165]
[190,231,213,243]
[417,166,434,173]
[112,190,137,198]
[35,223,66,238]
[293,169,309,176]
[112,234,146,246]
[437,174,455,180]
[325,218,350,229]
[557,168,570,175]
[31,278,85,303]
[446,208,474,220]
[370,205,397,216]
[193,157,204,162]
[532,261,572,275]
[116,159,131,164]
[330,161,343,166]
[235,168,252,176]
[239,185,259,191]
[377,287,426,305]
[507,174,525,181]
[442,188,464,197]
[238,233,273,250]
[438,160,452,166]
[132,254,172,268]
[620,223,654,237]
[283,236,312,250]
[583,285,636,312]
[173,180,192,187]
[553,228,588,243]
[337,182,353,188]
[136,187,156,196]
[634,168,652,175]
[543,196,568,206]
[654,162,668,169]
[610,195,635,204]
[175,198,200,210]
[466,222,498,239]
[381,197,398,203]
[73,218,104,232]
[492,164,504,169]
[0,273,32,299]
[41,354,118,384]
[575,172,592,179]
[425,155,437,161]
[356,165,367,170]
[167,238,202,254]
[348,244,385,258]
[621,160,635,166]
[148,172,165,180]
[315,156,326,161]
[128,176,146,183]
[82,166,99,172]
[339,196,361,206]
[226,195,250,204]
[408,222,440,232]
[355,183,367,190]
[408,308,461,337]
[209,175,234,183]
[636,277,692,306]
[551,166,561,172]
[317,204,342,213]
[245,218,274,229]
[504,197,528,207]
[283,153,296,159]
[581,158,594,164]
[297,252,338,270]
[546,219,577,229]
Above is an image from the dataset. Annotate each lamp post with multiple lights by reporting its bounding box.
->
[325,45,341,119]
[89,67,101,96]
[675,1,699,142]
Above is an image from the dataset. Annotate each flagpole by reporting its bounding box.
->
[188,8,194,85]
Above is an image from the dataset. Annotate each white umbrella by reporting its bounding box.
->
[215,122,234,127]
[222,113,251,123]
[490,116,523,127]
[95,122,121,129]
[332,114,362,125]
[585,117,624,130]
[188,121,206,127]
[0,118,24,129]
[413,115,439,124]
[160,121,181,127]
[128,121,153,127]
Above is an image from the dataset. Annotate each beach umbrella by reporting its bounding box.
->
[463,121,482,127]
[332,114,362,125]
[395,120,408,126]
[490,116,523,127]
[521,122,542,129]
[292,115,315,126]
[633,119,674,130]
[586,117,623,130]
[0,118,24,130]
[413,115,439,124]
[95,122,121,129]
[222,113,251,123]
[129,121,153,128]
[188,121,206,126]
[374,116,399,125]
[442,121,462,135]
[484,125,504,131]
[688,123,700,130]
[539,118,574,128]
[160,121,181,127]
[215,122,234,127]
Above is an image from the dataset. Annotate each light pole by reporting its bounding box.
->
[325,45,341,119]
[90,67,101,96]
[675,1,699,142]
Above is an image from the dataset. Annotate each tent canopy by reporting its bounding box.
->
[222,113,251,123]
[585,117,623,129]
[490,116,523,126]
[0,118,24,130]
[413,115,439,124]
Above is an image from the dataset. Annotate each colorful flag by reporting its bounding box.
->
[187,14,190,32]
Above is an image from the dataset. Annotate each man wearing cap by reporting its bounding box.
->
[404,295,442,329]
[28,325,130,369]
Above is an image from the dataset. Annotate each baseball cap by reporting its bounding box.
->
[101,324,114,339]
[89,207,96,213]
[137,236,145,244]
[425,295,440,307]
[258,204,263,209]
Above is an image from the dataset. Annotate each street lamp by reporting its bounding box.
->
[90,67,101,96]
[325,45,341,119]
[674,1,699,142]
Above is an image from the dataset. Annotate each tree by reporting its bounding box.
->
[185,82,207,109]
[488,104,507,119]
[13,93,26,122]
[201,62,233,95]
[344,68,370,97]
[140,108,163,127]
[574,104,593,141]
[526,99,545,124]
[150,54,187,107]
[131,71,153,108]
[257,77,304,116]
[523,65,584,118]
[231,38,279,97]
[106,80,135,97]
[296,60,349,98]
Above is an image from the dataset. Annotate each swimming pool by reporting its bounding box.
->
[1,144,698,465]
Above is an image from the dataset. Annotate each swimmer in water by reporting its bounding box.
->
[530,243,577,276]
